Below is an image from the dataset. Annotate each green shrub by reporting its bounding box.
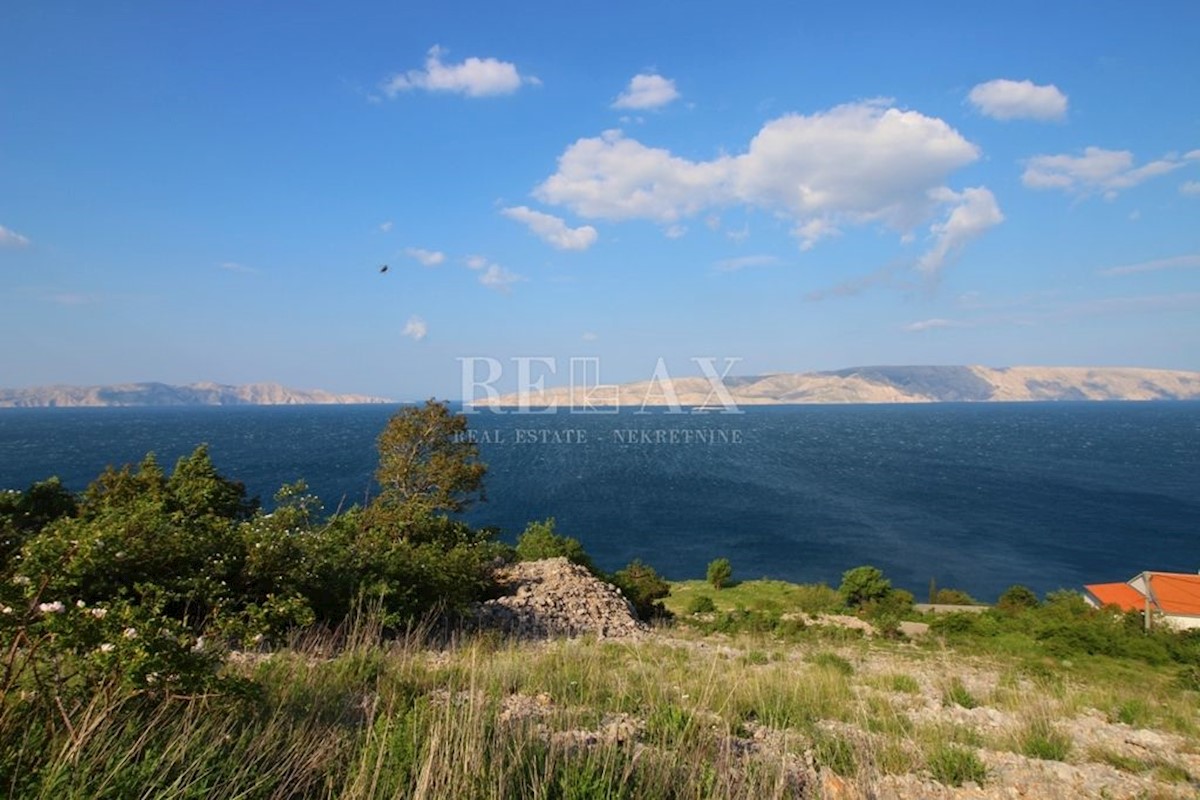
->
[839,565,891,608]
[706,557,733,590]
[1,476,77,570]
[929,612,980,636]
[927,744,987,786]
[610,559,671,621]
[515,518,595,572]
[997,584,1040,612]
[933,588,977,605]
[686,595,716,614]
[792,582,843,614]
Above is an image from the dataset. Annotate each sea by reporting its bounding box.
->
[1,402,1197,602]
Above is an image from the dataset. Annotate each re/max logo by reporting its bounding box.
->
[457,357,743,414]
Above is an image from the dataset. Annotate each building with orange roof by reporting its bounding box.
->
[1084,571,1200,630]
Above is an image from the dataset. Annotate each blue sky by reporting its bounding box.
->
[2,1,1198,399]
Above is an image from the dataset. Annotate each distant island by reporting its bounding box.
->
[0,382,393,408]
[478,365,1200,407]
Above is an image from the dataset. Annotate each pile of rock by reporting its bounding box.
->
[473,557,647,639]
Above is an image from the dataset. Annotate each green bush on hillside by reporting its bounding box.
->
[706,557,733,590]
[515,518,595,572]
[610,559,672,621]
[839,565,891,608]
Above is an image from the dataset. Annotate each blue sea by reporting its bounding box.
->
[1,403,1197,601]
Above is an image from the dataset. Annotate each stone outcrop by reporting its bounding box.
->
[473,557,647,639]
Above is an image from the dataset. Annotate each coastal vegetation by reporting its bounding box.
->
[2,400,1198,797]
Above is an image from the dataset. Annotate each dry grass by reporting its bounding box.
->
[3,624,1199,798]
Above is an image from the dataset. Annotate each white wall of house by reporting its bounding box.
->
[1162,614,1200,631]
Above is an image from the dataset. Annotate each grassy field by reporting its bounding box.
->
[662,579,843,617]
[3,610,1198,799]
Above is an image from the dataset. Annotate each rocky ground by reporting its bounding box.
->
[472,556,648,639]
[465,558,1200,799]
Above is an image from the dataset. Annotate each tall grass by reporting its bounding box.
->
[4,619,1199,798]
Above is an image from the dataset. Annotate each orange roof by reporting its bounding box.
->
[1148,572,1200,616]
[1085,582,1146,612]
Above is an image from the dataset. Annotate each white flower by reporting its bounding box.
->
[122,627,138,639]
[99,643,114,653]
[76,599,86,608]
[0,606,12,615]
[90,607,108,619]
[191,637,205,652]
[38,601,65,614]
[12,575,30,586]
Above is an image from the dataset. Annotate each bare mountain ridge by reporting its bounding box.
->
[0,382,392,408]
[478,365,1200,407]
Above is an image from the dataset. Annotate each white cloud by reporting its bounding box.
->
[664,224,687,239]
[402,316,428,341]
[404,247,445,267]
[714,254,780,272]
[535,128,730,223]
[1181,180,1200,196]
[1022,147,1185,197]
[379,220,394,233]
[382,45,535,98]
[465,255,524,292]
[535,101,992,271]
[1099,253,1200,276]
[501,206,598,251]
[967,79,1068,121]
[0,224,31,248]
[581,331,598,341]
[903,318,963,332]
[917,187,1004,276]
[612,73,680,110]
[479,263,524,293]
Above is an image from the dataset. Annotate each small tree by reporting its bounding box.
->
[997,584,1040,612]
[839,565,891,609]
[933,588,977,606]
[515,518,594,572]
[611,559,671,621]
[373,399,486,519]
[707,557,733,590]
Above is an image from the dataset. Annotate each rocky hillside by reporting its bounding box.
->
[477,365,1200,408]
[0,381,393,408]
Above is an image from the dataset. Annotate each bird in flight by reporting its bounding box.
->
[379,264,389,273]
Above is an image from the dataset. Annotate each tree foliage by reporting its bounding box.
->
[839,565,891,609]
[997,584,1041,612]
[515,518,594,572]
[611,559,671,621]
[706,558,733,590]
[372,400,486,521]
